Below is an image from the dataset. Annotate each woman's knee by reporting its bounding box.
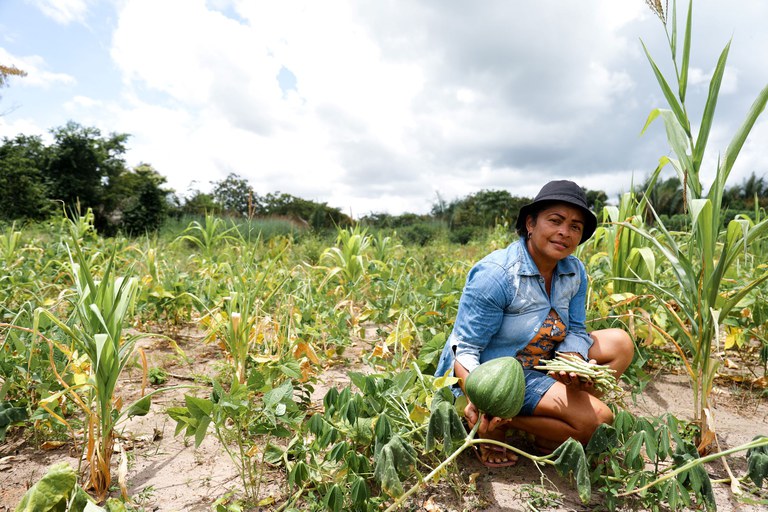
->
[574,403,614,444]
[591,328,634,373]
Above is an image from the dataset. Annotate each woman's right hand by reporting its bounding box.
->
[464,401,506,435]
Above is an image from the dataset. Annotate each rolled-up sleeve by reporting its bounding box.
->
[452,261,509,373]
[558,263,593,360]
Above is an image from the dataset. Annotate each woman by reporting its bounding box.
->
[435,180,634,467]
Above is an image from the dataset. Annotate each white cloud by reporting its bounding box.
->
[0,48,75,88]
[37,0,766,217]
[28,0,91,25]
[0,116,48,141]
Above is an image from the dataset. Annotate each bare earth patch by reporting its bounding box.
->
[1,331,766,512]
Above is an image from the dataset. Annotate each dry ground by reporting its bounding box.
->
[1,329,767,512]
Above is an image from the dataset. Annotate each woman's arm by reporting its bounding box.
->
[451,261,509,373]
[557,262,593,360]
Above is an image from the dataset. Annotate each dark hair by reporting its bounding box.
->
[514,200,557,238]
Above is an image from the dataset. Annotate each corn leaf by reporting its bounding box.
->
[641,41,690,137]
[678,0,693,103]
[693,41,731,170]
[721,83,768,180]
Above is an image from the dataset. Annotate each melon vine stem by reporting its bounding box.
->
[383,419,558,512]
[617,436,768,498]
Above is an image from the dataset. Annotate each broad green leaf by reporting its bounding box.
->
[425,400,466,456]
[185,395,213,418]
[624,432,645,470]
[552,438,590,503]
[0,402,27,441]
[613,410,636,440]
[123,395,151,419]
[746,436,768,488]
[14,462,77,512]
[585,424,617,455]
[323,387,340,414]
[350,476,370,506]
[373,435,418,497]
[194,415,211,448]
[327,441,349,463]
[374,414,392,442]
[288,461,309,488]
[323,484,343,512]
[263,381,293,409]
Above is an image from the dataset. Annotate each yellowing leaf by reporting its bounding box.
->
[257,496,276,506]
[433,375,459,389]
[41,441,66,450]
[371,343,390,359]
[409,404,429,423]
[293,341,320,364]
[724,326,742,350]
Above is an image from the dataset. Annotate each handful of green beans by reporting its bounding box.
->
[534,353,624,398]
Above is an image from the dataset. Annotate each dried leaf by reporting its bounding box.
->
[41,441,66,451]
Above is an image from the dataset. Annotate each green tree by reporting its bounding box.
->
[212,173,257,217]
[584,188,608,213]
[640,175,685,218]
[113,163,172,234]
[723,171,768,211]
[0,135,51,220]
[181,190,219,217]
[43,121,129,230]
[448,189,529,229]
[262,191,351,229]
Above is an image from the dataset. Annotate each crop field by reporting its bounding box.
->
[2,1,768,511]
[0,207,767,511]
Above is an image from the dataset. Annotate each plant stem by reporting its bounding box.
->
[383,421,557,512]
[617,436,768,497]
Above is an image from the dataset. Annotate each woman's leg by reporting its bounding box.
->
[507,383,613,450]
[505,329,634,450]
[588,328,634,376]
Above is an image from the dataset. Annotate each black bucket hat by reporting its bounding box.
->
[515,180,597,244]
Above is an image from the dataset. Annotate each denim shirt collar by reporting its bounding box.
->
[516,237,578,278]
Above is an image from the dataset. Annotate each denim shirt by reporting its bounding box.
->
[435,237,593,378]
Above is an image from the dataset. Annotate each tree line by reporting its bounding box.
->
[1,120,766,239]
[0,122,353,234]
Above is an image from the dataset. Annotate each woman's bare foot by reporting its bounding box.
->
[475,430,518,467]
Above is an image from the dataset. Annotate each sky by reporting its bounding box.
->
[1,0,767,218]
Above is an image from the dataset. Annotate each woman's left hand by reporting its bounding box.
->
[550,355,597,391]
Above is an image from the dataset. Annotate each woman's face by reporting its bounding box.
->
[525,203,585,266]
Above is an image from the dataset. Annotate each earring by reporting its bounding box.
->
[527,232,532,239]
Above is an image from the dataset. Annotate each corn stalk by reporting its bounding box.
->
[33,220,144,501]
[634,0,768,448]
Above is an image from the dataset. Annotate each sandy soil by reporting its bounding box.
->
[1,330,766,512]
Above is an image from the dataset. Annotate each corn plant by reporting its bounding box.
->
[629,0,768,451]
[0,222,23,267]
[589,191,656,295]
[175,213,240,261]
[33,223,150,501]
[318,226,374,292]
